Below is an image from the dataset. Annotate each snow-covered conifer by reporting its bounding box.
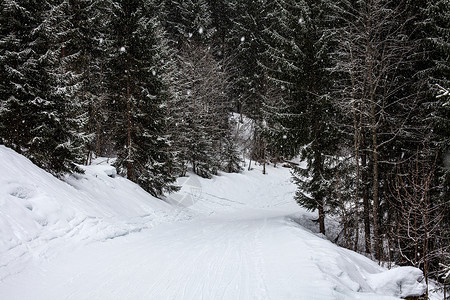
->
[107,0,178,196]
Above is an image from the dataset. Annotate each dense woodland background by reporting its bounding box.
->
[1,0,449,292]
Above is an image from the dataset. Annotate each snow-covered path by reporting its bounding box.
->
[0,208,401,300]
[0,147,426,299]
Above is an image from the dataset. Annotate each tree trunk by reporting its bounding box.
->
[362,151,372,254]
[126,63,133,180]
[318,201,325,235]
[262,142,266,175]
[349,45,361,251]
[371,117,381,261]
[312,111,325,235]
[352,103,360,251]
[367,6,380,259]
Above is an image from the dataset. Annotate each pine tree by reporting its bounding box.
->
[0,0,36,149]
[331,0,425,259]
[0,0,84,175]
[221,133,243,173]
[262,0,339,234]
[108,0,178,197]
[163,0,214,47]
[207,0,236,58]
[68,0,115,162]
[424,2,450,283]
[172,44,231,178]
[227,0,269,119]
[382,0,450,284]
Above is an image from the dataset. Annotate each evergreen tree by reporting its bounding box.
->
[207,0,236,58]
[227,0,269,118]
[173,44,231,178]
[382,0,450,284]
[331,0,424,259]
[0,0,84,175]
[221,132,243,173]
[0,0,37,149]
[108,0,178,196]
[163,0,214,47]
[68,0,115,162]
[421,0,449,200]
[263,0,339,234]
[224,0,275,169]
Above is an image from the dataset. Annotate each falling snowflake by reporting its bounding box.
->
[198,27,204,34]
[241,36,245,42]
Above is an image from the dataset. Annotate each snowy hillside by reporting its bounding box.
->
[0,145,186,281]
[0,146,429,299]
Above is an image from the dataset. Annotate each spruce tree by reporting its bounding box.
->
[68,0,115,162]
[173,44,231,178]
[382,0,450,283]
[0,0,84,175]
[163,0,214,47]
[0,0,36,149]
[221,133,243,173]
[263,0,339,234]
[207,0,236,58]
[108,0,178,197]
[331,0,434,260]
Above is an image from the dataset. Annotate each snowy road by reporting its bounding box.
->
[0,208,404,300]
[0,147,425,299]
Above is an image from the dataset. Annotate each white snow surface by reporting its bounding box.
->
[0,145,427,299]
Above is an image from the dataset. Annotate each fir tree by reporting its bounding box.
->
[207,0,236,58]
[263,0,339,234]
[163,0,214,47]
[68,0,115,162]
[221,132,243,173]
[0,0,84,175]
[173,44,231,178]
[108,0,178,196]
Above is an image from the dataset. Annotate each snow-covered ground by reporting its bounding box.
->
[0,145,429,299]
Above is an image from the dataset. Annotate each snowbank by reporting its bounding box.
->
[368,266,427,298]
[0,146,184,280]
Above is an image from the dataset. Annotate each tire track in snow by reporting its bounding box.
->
[252,216,271,300]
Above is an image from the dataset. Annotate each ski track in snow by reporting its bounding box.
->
[0,146,428,299]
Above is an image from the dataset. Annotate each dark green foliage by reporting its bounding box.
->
[163,0,214,47]
[0,0,84,176]
[262,0,340,233]
[170,44,231,178]
[221,134,243,173]
[107,0,178,197]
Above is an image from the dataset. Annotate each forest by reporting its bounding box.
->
[0,0,449,292]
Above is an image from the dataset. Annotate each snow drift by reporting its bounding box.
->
[0,145,184,281]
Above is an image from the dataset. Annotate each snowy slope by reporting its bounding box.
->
[0,145,185,281]
[0,146,428,299]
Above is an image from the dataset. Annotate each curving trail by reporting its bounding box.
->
[0,160,415,300]
[0,209,400,300]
